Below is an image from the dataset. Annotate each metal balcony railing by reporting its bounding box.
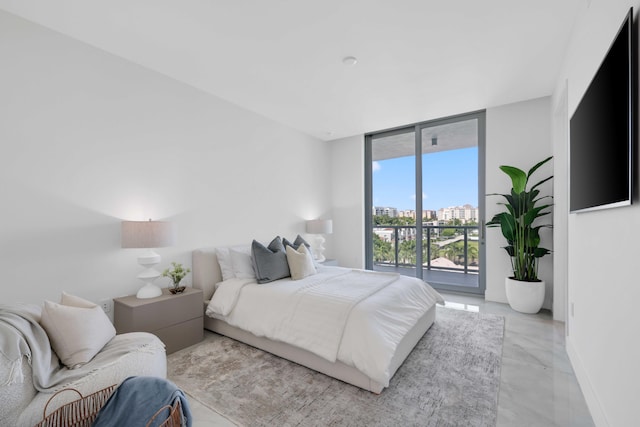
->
[372,225,479,274]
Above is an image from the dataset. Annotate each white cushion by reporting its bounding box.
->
[286,244,317,280]
[216,246,253,281]
[40,293,116,369]
[60,291,95,308]
[230,247,256,279]
[215,247,234,281]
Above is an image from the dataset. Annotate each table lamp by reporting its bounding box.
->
[305,219,333,262]
[121,219,175,299]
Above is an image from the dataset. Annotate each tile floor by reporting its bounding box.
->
[172,292,595,427]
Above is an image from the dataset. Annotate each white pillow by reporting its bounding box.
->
[216,246,252,281]
[230,247,256,279]
[286,244,317,280]
[215,247,234,281]
[40,293,116,369]
[60,291,95,308]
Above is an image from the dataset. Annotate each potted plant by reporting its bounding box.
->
[162,262,191,294]
[487,156,552,313]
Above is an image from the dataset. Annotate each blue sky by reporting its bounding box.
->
[373,147,478,211]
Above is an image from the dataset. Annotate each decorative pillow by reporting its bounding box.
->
[286,244,317,280]
[230,247,256,279]
[284,235,317,263]
[40,293,116,369]
[293,234,312,249]
[60,291,100,309]
[252,237,291,284]
[215,247,234,281]
[216,246,252,281]
[284,234,310,249]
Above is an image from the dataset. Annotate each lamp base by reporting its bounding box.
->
[136,283,163,299]
[309,235,326,263]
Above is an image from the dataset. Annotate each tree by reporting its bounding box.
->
[442,242,466,264]
[398,239,416,265]
[467,244,479,264]
[373,215,415,226]
[373,234,393,263]
[441,228,456,238]
[427,242,440,261]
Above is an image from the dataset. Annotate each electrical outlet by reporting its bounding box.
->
[100,299,113,313]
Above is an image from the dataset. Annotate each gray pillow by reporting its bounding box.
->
[252,237,291,284]
[284,235,311,250]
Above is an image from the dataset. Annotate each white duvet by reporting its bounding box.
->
[206,266,444,386]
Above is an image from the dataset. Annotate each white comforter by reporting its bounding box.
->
[206,267,444,386]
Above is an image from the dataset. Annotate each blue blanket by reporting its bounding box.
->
[92,376,192,427]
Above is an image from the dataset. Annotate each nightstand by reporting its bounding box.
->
[114,287,203,354]
[319,259,338,266]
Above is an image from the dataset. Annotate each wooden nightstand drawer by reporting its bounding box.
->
[154,317,203,354]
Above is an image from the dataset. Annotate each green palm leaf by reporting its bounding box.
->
[500,166,527,194]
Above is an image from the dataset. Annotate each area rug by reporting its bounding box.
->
[167,307,504,427]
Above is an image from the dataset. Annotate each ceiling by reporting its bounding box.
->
[0,0,583,141]
[372,119,479,161]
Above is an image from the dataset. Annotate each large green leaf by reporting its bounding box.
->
[531,175,553,192]
[527,156,553,179]
[533,247,551,257]
[526,227,541,248]
[499,213,516,242]
[510,189,526,217]
[500,165,527,193]
[524,205,551,226]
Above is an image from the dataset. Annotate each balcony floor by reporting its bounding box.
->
[373,264,480,292]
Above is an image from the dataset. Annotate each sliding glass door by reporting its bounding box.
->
[365,111,486,294]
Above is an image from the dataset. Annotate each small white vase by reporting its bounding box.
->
[505,277,545,314]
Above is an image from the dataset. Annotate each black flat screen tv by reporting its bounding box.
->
[569,8,633,213]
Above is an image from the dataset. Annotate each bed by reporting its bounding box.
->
[192,247,443,393]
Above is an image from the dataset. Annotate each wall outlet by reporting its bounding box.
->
[100,299,113,313]
[571,302,575,317]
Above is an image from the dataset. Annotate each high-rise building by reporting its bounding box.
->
[373,206,399,217]
[436,204,479,223]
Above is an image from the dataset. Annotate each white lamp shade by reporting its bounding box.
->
[121,220,175,248]
[306,219,333,235]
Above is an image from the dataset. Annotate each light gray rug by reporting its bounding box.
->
[168,307,504,426]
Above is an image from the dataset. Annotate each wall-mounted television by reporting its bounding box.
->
[569,8,633,213]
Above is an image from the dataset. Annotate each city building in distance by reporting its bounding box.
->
[373,205,478,224]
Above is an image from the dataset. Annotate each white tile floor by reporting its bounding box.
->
[174,292,594,427]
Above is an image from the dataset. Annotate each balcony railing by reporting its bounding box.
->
[372,225,479,274]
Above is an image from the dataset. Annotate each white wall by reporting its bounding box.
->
[553,1,640,425]
[552,83,569,323]
[485,97,554,308]
[329,135,365,268]
[0,11,330,311]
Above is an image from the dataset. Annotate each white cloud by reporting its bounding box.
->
[372,161,381,172]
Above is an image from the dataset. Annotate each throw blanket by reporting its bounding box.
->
[92,376,192,427]
[0,305,163,392]
[0,305,62,389]
[208,269,399,362]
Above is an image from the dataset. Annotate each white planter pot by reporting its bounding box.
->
[505,277,545,314]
